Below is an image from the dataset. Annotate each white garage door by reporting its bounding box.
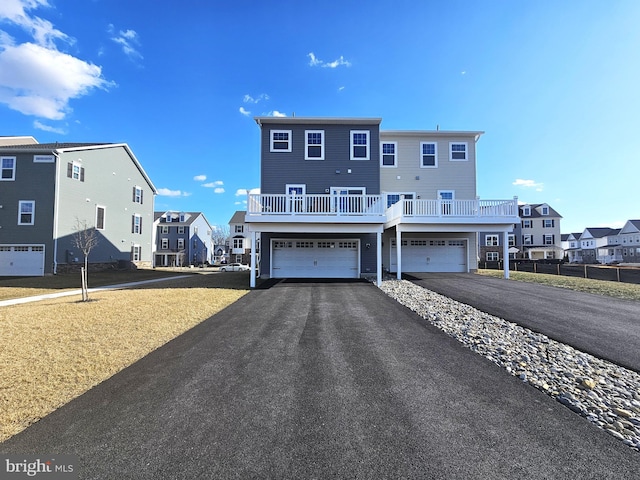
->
[0,245,45,276]
[272,239,359,278]
[390,239,467,273]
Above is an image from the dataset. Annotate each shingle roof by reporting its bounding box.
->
[229,210,246,224]
[0,142,111,150]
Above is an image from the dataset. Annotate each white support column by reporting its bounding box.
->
[503,231,510,279]
[250,230,257,288]
[377,231,382,286]
[396,228,402,280]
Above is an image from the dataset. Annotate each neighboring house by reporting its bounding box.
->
[479,203,563,262]
[245,117,519,287]
[564,232,582,263]
[0,142,156,276]
[617,220,640,264]
[228,210,252,265]
[212,244,228,265]
[153,211,213,267]
[578,227,618,264]
[0,136,38,146]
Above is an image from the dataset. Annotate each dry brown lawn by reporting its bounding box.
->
[0,271,249,442]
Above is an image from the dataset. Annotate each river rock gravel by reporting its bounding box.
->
[379,278,640,452]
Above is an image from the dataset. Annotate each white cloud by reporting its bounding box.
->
[235,188,248,196]
[338,86,345,92]
[193,174,207,181]
[109,25,142,60]
[157,188,189,197]
[33,119,65,134]
[202,180,223,188]
[513,178,544,191]
[0,2,113,120]
[239,106,251,116]
[244,93,269,104]
[213,187,225,194]
[269,110,286,117]
[308,52,351,68]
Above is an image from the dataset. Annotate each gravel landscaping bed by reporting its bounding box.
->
[379,278,640,453]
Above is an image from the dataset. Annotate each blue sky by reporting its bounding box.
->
[1,0,638,234]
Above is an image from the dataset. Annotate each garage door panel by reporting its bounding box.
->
[272,240,359,278]
[390,239,467,273]
[0,245,45,276]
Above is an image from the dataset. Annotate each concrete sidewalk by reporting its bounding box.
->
[0,275,190,307]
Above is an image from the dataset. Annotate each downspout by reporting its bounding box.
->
[52,151,61,274]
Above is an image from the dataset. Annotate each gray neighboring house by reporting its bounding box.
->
[153,211,214,267]
[245,117,519,287]
[229,210,251,265]
[0,142,156,276]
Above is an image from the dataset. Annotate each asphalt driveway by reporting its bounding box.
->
[2,280,638,478]
[406,273,640,373]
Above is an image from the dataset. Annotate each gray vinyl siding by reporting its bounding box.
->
[0,152,56,270]
[380,133,477,200]
[260,232,379,277]
[55,146,154,266]
[261,123,380,195]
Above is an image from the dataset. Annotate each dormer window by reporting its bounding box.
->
[166,214,172,223]
[522,206,531,216]
[179,212,185,222]
[541,206,549,215]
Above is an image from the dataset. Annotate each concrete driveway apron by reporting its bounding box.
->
[406,273,640,373]
[2,279,639,478]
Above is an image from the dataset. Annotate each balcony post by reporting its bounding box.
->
[396,228,402,280]
[250,230,257,288]
[503,231,510,279]
[377,231,382,286]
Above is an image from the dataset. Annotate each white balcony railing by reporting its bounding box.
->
[386,198,519,221]
[247,194,385,216]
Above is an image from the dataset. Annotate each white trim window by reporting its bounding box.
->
[233,238,244,249]
[96,205,106,230]
[541,206,549,215]
[450,142,467,161]
[178,226,185,234]
[1,156,16,181]
[67,161,85,181]
[381,142,397,167]
[161,238,169,250]
[133,186,144,204]
[486,252,499,261]
[235,225,244,233]
[420,142,437,168]
[522,219,532,228]
[350,130,370,160]
[544,234,554,245]
[132,214,142,234]
[270,130,292,152]
[305,130,324,160]
[18,200,35,225]
[508,234,516,247]
[522,206,531,216]
[523,235,533,245]
[543,219,554,228]
[177,238,185,250]
[161,225,169,234]
[485,235,499,246]
[132,245,141,262]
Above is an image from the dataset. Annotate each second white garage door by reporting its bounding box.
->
[0,245,45,276]
[390,239,467,273]
[272,239,359,278]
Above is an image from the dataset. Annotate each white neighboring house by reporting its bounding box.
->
[228,210,252,265]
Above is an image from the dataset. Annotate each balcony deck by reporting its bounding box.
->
[246,194,520,227]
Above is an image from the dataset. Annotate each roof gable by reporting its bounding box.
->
[620,220,640,234]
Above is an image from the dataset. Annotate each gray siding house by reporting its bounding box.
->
[245,117,520,286]
[0,142,156,276]
[153,211,214,267]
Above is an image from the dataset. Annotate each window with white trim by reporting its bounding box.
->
[177,238,185,250]
[450,142,467,161]
[543,219,554,228]
[522,220,532,228]
[485,235,499,246]
[1,156,16,180]
[508,234,516,247]
[178,226,185,234]
[133,186,143,204]
[544,234,554,245]
[420,142,437,167]
[132,214,142,234]
[67,161,84,181]
[96,206,106,230]
[132,245,141,261]
[235,225,244,233]
[381,142,397,167]
[522,206,531,216]
[523,235,533,245]
[161,225,169,234]
[233,238,244,249]
[486,252,499,261]
[161,238,169,249]
[18,200,35,225]
[350,130,370,160]
[541,206,549,215]
[305,130,324,160]
[270,130,292,152]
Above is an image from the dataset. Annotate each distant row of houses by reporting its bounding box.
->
[563,220,640,265]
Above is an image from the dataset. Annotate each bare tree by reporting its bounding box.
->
[212,224,230,246]
[73,218,99,301]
